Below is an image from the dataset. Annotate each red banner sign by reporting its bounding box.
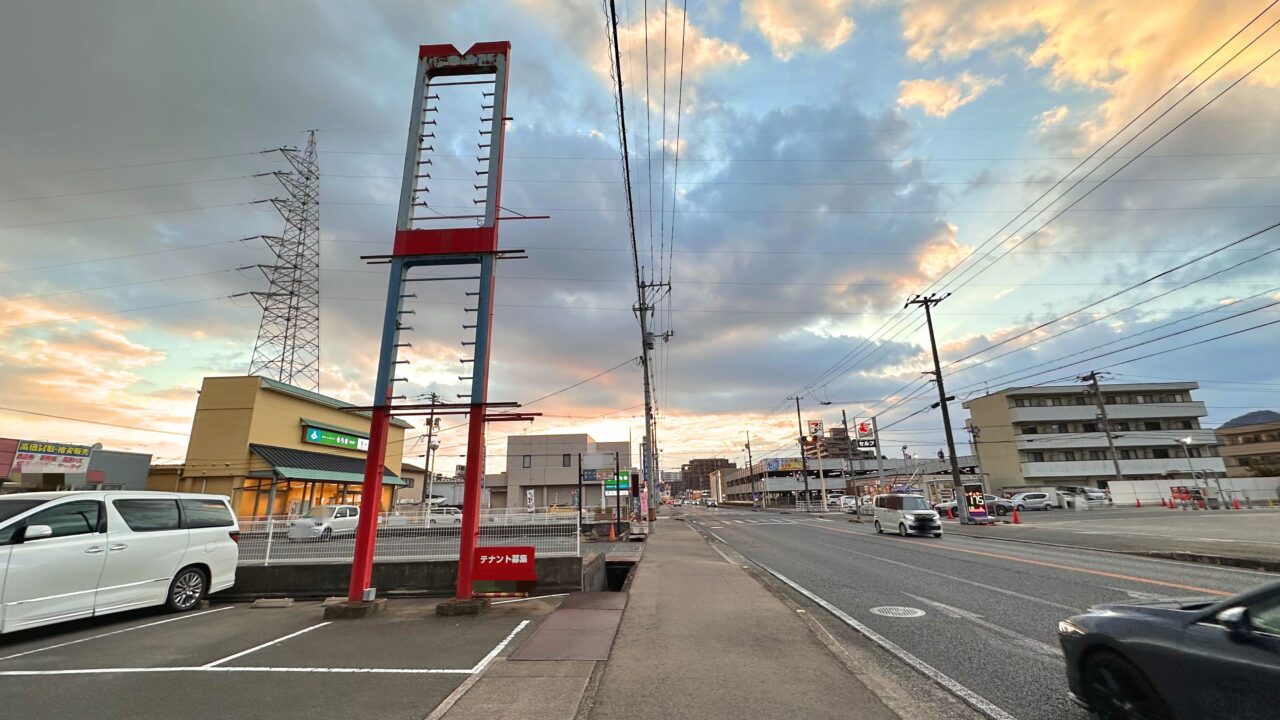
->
[473,545,536,582]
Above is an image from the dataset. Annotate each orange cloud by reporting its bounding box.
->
[898,72,1003,117]
[742,0,857,60]
[901,0,1280,141]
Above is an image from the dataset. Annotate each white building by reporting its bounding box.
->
[489,433,632,510]
[962,382,1226,492]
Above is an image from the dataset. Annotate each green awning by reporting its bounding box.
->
[248,444,406,486]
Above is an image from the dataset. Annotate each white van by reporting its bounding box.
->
[287,504,360,541]
[0,491,238,634]
[873,493,943,537]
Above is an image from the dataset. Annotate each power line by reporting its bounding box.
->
[0,405,190,436]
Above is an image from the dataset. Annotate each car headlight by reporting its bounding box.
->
[1057,620,1086,636]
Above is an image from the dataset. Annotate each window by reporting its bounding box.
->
[1152,449,1171,460]
[180,499,234,528]
[1014,399,1026,408]
[1087,451,1106,461]
[1072,397,1088,406]
[26,501,103,538]
[1021,425,1038,435]
[1055,424,1069,434]
[1028,452,1045,462]
[1113,422,1130,432]
[1251,594,1280,636]
[1083,422,1099,433]
[1159,395,1175,403]
[1120,450,1138,460]
[1050,398,1063,406]
[1033,399,1047,407]
[522,454,531,468]
[1143,422,1162,431]
[1105,396,1117,405]
[562,453,572,468]
[113,499,181,532]
[1174,420,1193,430]
[1188,447,1203,458]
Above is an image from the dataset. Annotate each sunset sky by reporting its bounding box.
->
[2,0,1279,474]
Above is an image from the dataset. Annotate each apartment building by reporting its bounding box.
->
[1214,411,1280,477]
[679,458,736,493]
[500,433,632,509]
[962,382,1225,492]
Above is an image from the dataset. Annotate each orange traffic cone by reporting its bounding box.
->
[1135,497,1142,508]
[609,524,616,542]
[1232,496,1241,510]
[1168,497,1177,509]
[1011,507,1021,524]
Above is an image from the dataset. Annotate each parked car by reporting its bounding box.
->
[825,495,844,508]
[1010,491,1056,511]
[1058,579,1280,719]
[934,494,1015,517]
[426,507,463,525]
[0,491,238,634]
[288,504,359,541]
[706,500,718,508]
[840,495,862,513]
[872,494,942,537]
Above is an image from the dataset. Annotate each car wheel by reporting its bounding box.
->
[320,527,333,541]
[1044,504,1052,511]
[898,523,908,537]
[995,505,1008,516]
[1082,650,1171,720]
[165,566,206,612]
[874,519,883,534]
[1016,504,1025,512]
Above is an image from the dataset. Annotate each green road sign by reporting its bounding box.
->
[605,469,631,496]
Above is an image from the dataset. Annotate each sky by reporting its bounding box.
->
[2,0,1279,475]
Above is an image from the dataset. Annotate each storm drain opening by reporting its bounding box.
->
[605,562,635,591]
[869,606,926,618]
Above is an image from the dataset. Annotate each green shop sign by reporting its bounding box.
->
[303,426,369,452]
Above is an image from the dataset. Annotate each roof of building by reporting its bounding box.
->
[1218,410,1280,430]
[256,376,414,429]
[964,381,1199,404]
[248,444,405,486]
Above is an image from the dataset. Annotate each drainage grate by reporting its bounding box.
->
[870,606,926,618]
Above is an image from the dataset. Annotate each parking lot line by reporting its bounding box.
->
[0,607,234,663]
[203,622,330,667]
[467,620,529,673]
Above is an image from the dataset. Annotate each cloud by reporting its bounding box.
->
[1036,104,1069,129]
[899,0,1280,141]
[897,72,1002,117]
[742,0,857,60]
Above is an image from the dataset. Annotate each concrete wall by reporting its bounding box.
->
[964,392,1020,490]
[1108,477,1280,505]
[219,556,586,599]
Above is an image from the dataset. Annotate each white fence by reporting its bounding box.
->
[1107,477,1280,506]
[236,508,581,566]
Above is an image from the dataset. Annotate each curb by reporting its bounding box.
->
[947,531,1280,573]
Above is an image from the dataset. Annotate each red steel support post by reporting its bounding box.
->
[348,406,390,602]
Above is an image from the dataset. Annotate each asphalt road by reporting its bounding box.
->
[679,506,1278,720]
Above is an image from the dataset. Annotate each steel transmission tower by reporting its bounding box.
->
[249,130,321,391]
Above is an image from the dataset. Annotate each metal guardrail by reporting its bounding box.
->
[236,508,580,566]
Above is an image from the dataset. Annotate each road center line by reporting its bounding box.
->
[0,606,234,663]
[794,520,1232,596]
[202,622,330,667]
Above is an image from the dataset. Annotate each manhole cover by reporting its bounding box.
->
[870,606,926,618]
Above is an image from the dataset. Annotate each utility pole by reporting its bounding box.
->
[745,430,756,508]
[792,397,812,510]
[841,410,863,521]
[873,416,886,492]
[418,392,440,513]
[634,283,670,525]
[906,294,969,523]
[1080,371,1125,488]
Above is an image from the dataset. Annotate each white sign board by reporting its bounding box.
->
[854,418,875,440]
[525,489,536,512]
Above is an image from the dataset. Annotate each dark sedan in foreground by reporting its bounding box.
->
[1057,580,1280,719]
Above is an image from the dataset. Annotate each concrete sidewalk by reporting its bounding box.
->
[586,521,899,720]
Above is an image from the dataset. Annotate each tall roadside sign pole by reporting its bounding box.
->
[792,397,812,510]
[1081,371,1125,488]
[906,294,970,524]
[745,430,756,507]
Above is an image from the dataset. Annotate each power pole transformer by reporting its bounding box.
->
[249,130,321,391]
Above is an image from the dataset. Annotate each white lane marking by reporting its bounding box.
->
[0,607,233,663]
[904,593,1062,659]
[202,622,330,667]
[0,666,474,676]
[758,565,1018,720]
[491,594,567,605]
[709,526,724,529]
[468,620,530,673]
[792,522,1081,612]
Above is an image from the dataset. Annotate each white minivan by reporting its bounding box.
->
[873,493,943,537]
[0,491,238,634]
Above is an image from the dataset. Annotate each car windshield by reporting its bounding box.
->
[901,497,931,511]
[0,498,44,523]
[306,507,334,519]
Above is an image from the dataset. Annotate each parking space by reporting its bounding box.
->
[0,597,559,720]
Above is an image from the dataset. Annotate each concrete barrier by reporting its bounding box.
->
[216,555,585,600]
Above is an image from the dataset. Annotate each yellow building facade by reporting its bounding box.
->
[149,376,412,517]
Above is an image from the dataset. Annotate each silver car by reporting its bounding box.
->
[1010,492,1055,511]
[287,504,360,541]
